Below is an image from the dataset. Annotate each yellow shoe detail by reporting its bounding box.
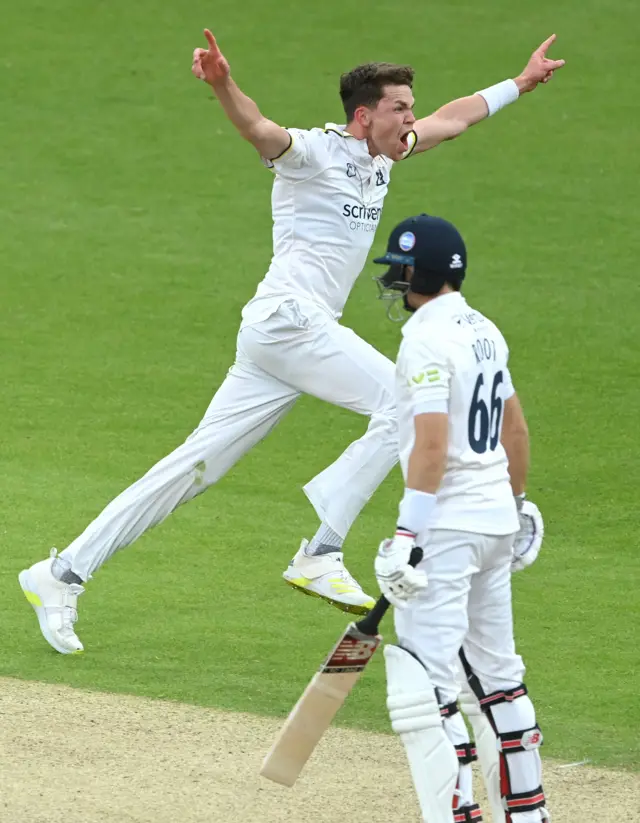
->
[24,590,43,607]
[285,580,374,614]
[284,578,322,600]
[286,576,312,588]
[329,580,359,594]
[330,598,375,615]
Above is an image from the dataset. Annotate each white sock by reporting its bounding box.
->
[306,524,343,556]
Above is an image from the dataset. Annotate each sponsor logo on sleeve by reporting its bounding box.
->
[409,368,440,386]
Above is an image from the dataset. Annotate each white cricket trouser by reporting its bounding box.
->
[61,299,398,580]
[394,529,522,704]
[395,531,547,822]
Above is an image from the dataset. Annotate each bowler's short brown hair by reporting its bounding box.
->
[340,62,415,121]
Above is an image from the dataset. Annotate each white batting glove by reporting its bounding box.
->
[375,530,428,609]
[511,498,545,572]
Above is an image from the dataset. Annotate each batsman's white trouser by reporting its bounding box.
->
[395,530,546,822]
[394,529,523,704]
[61,299,398,580]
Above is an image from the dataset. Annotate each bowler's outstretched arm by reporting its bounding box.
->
[192,28,291,160]
[410,34,565,153]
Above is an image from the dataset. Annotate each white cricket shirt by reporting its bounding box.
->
[396,292,520,536]
[241,123,417,326]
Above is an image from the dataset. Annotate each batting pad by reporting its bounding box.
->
[384,644,458,823]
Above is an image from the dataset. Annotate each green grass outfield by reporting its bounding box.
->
[1,0,638,771]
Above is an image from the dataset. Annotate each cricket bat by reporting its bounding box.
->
[260,547,423,787]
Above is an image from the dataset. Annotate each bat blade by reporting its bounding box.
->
[259,623,381,786]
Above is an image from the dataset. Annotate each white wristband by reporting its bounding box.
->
[476,79,520,116]
[397,488,437,535]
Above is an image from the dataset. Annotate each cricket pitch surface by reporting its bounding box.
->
[1,678,635,822]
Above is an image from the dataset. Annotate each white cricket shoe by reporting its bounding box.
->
[282,539,375,616]
[19,549,85,654]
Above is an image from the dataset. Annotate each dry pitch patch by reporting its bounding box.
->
[0,678,635,822]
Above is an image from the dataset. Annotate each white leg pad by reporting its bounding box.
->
[385,645,458,823]
[458,677,505,823]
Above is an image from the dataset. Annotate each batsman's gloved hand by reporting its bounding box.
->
[375,530,428,608]
[511,496,545,572]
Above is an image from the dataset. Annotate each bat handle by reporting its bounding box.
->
[354,546,424,636]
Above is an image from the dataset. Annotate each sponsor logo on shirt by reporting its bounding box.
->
[342,204,382,220]
[342,203,382,233]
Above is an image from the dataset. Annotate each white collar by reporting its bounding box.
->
[324,122,372,160]
[401,292,467,336]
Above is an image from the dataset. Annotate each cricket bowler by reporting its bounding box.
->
[19,29,563,654]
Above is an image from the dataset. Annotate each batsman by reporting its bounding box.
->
[373,215,547,822]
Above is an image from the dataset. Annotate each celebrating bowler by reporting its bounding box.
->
[19,29,563,654]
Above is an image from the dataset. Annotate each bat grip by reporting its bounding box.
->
[354,546,424,636]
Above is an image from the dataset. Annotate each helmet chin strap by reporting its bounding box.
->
[403,292,417,313]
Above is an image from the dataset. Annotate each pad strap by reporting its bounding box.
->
[454,743,478,764]
[505,786,547,814]
[440,700,459,718]
[479,684,528,709]
[454,803,483,822]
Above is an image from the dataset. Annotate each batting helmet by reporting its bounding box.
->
[373,214,467,318]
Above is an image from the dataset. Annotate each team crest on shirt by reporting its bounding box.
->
[375,170,386,186]
[346,163,357,178]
